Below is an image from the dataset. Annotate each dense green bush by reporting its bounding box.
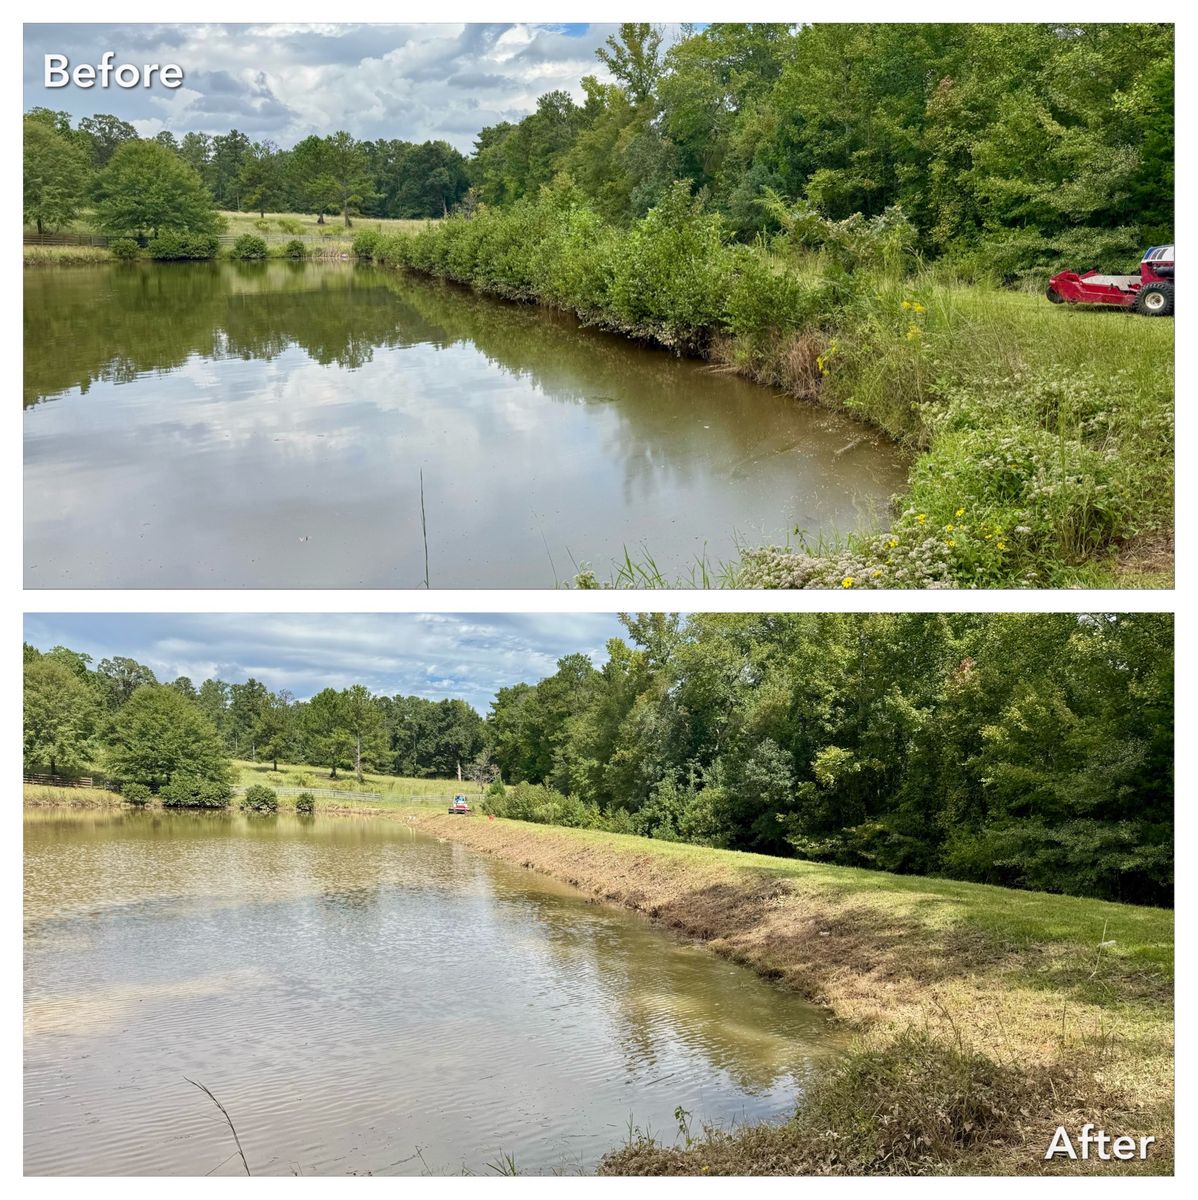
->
[359,180,1172,591]
[147,231,218,261]
[160,774,231,809]
[108,237,140,261]
[482,781,600,829]
[282,238,306,260]
[121,781,151,806]
[294,790,315,814]
[241,783,278,813]
[351,229,383,258]
[231,234,268,261]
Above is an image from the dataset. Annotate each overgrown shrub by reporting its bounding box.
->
[159,774,231,809]
[294,790,315,814]
[147,231,218,260]
[482,780,600,829]
[276,218,304,235]
[241,784,278,813]
[231,234,268,261]
[121,781,152,806]
[109,237,140,261]
[600,1031,1040,1176]
[351,229,382,259]
[282,238,306,260]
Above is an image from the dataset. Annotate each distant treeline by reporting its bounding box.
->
[25,22,1173,271]
[23,108,469,232]
[23,612,1174,905]
[22,643,485,786]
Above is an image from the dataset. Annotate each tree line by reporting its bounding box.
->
[23,106,470,237]
[22,643,485,790]
[23,612,1173,905]
[483,612,1173,906]
[25,23,1172,272]
[469,22,1173,274]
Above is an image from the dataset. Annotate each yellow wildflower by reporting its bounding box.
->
[916,513,926,524]
[945,523,954,533]
[946,538,955,547]
[901,299,912,310]
[955,507,965,517]
[841,576,854,588]
[997,541,1007,551]
[913,302,925,314]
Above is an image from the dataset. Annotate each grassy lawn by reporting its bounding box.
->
[217,210,435,244]
[232,758,474,804]
[405,812,1174,1174]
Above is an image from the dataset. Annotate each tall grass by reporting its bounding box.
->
[357,185,1173,589]
[24,244,112,266]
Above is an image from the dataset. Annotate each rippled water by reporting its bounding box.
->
[23,262,904,587]
[24,810,839,1176]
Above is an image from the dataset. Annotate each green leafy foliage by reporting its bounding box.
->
[159,775,232,809]
[294,791,315,814]
[108,237,140,260]
[241,784,278,813]
[231,233,268,260]
[23,118,90,235]
[147,231,219,260]
[23,656,99,778]
[93,139,221,239]
[121,782,152,806]
[282,238,306,260]
[104,685,232,794]
[482,613,1173,905]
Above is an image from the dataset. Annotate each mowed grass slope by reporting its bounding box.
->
[405,812,1174,1175]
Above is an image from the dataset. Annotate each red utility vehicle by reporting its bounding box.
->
[448,795,471,814]
[1047,245,1174,316]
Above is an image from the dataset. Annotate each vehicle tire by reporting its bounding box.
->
[1134,282,1174,317]
[1046,285,1065,304]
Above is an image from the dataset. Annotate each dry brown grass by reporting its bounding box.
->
[23,783,123,809]
[407,812,1173,1175]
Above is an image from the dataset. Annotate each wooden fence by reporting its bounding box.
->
[23,772,111,788]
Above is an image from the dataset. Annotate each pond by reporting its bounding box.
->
[24,262,905,588]
[24,810,840,1176]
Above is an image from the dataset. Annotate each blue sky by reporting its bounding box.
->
[23,613,625,712]
[23,23,683,152]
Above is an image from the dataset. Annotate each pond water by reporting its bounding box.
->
[24,262,904,587]
[24,810,839,1176]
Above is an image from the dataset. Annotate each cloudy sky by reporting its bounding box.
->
[23,23,682,151]
[23,613,625,712]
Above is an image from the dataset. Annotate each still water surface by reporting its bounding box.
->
[24,262,904,587]
[24,810,838,1175]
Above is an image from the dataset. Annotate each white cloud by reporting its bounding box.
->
[23,612,626,712]
[22,23,687,151]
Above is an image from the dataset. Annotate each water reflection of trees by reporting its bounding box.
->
[25,263,903,546]
[480,872,836,1096]
[24,264,420,406]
